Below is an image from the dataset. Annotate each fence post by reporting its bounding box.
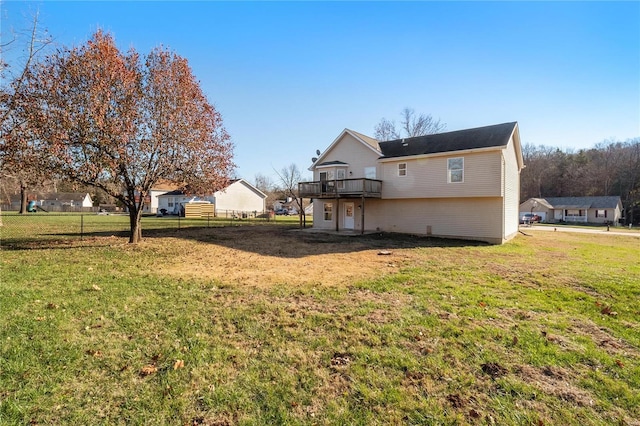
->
[80,214,84,240]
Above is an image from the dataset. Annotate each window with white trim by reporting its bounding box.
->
[447,157,464,183]
[596,209,607,218]
[398,163,407,177]
[323,203,333,221]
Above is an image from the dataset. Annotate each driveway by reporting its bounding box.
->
[522,225,640,238]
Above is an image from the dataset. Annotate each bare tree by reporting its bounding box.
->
[274,163,307,227]
[374,107,446,141]
[374,117,399,141]
[254,173,275,194]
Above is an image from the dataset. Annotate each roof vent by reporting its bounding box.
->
[402,138,408,147]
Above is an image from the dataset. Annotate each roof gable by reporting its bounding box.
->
[219,178,267,199]
[310,128,381,170]
[378,122,518,159]
[157,179,267,199]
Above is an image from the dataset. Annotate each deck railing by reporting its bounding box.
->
[298,178,382,198]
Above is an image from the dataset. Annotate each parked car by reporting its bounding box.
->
[275,208,289,215]
[520,213,541,224]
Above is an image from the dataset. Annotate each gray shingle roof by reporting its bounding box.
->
[543,196,621,209]
[316,160,349,166]
[378,122,517,159]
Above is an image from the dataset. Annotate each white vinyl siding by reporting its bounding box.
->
[313,133,379,181]
[502,137,521,238]
[213,180,266,212]
[381,151,502,199]
[358,198,505,244]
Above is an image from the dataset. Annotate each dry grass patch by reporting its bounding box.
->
[154,226,420,287]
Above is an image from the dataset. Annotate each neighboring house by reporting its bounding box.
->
[304,203,313,215]
[157,190,200,215]
[157,179,267,215]
[213,179,267,213]
[519,196,622,224]
[13,192,93,211]
[299,122,524,244]
[143,183,180,214]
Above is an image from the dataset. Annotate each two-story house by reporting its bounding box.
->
[299,122,524,244]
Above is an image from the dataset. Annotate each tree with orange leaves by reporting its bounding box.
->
[16,31,234,242]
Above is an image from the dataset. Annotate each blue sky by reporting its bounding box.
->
[2,1,639,183]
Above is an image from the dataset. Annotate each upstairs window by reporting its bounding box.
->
[337,169,346,189]
[364,166,376,179]
[448,157,464,183]
[398,163,407,177]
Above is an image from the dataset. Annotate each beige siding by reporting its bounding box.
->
[502,137,521,238]
[357,198,505,244]
[214,181,265,212]
[314,133,380,180]
[380,151,502,199]
[587,208,619,224]
[313,200,338,230]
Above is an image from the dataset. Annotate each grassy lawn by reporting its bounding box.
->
[1,226,639,425]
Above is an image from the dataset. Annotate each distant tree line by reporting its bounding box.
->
[521,138,640,224]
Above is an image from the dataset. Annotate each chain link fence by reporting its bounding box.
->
[0,211,305,248]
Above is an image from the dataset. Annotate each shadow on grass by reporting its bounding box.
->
[144,224,489,257]
[1,224,488,255]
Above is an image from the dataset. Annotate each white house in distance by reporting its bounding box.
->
[16,192,93,211]
[299,122,524,244]
[519,196,623,224]
[156,179,267,215]
[142,182,180,214]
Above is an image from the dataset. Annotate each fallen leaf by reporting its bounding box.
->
[601,306,617,316]
[173,359,184,370]
[86,349,103,358]
[92,284,101,291]
[615,360,624,368]
[140,364,158,376]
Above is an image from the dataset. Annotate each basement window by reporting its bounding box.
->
[323,203,333,221]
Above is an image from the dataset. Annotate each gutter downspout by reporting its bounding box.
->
[502,153,506,242]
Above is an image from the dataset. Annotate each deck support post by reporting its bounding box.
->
[336,198,339,232]
[361,195,365,235]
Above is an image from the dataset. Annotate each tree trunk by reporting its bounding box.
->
[128,205,143,243]
[19,183,28,214]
